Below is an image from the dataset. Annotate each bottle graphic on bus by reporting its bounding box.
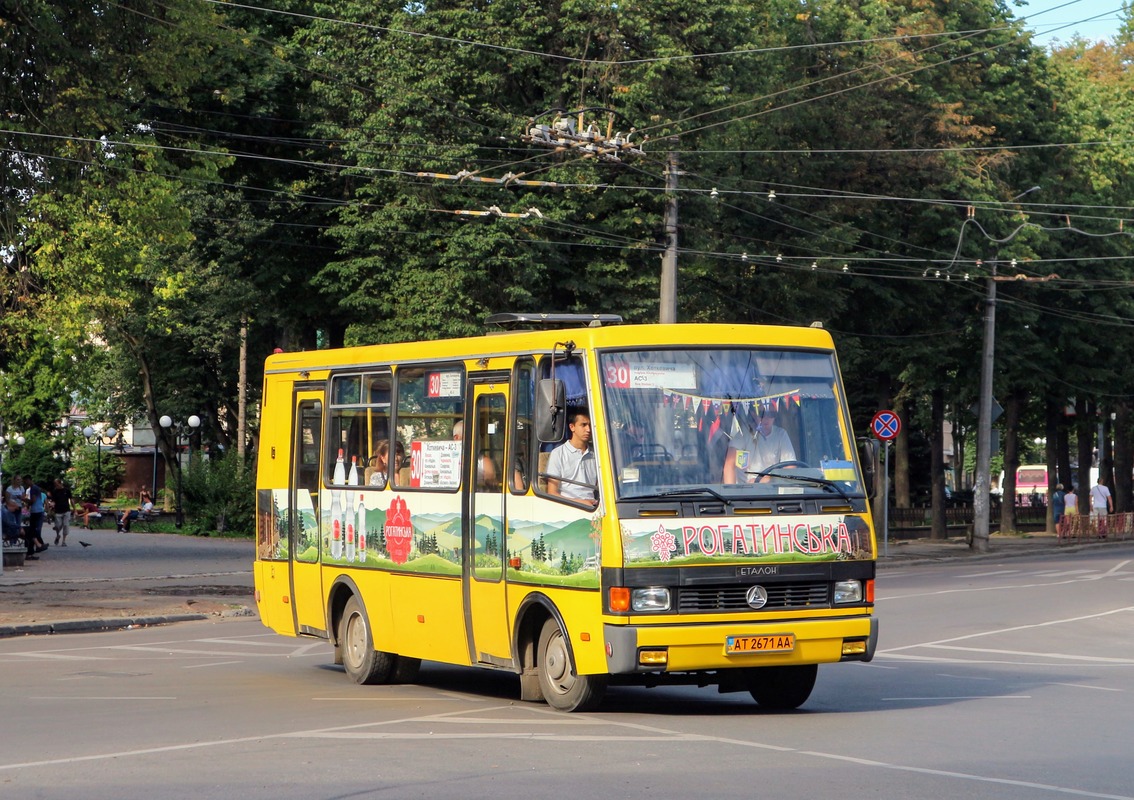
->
[345,513,356,562]
[356,493,366,563]
[348,455,359,487]
[330,491,343,559]
[333,449,346,485]
[331,449,346,559]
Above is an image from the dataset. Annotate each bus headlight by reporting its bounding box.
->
[631,587,672,612]
[833,580,863,604]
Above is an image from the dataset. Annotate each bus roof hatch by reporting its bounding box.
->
[485,312,623,330]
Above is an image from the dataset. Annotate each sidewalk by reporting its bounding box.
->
[0,527,255,637]
[1,527,1130,638]
[878,529,1132,566]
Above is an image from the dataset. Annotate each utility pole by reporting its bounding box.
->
[971,186,1044,552]
[660,150,679,324]
[237,315,247,461]
[522,108,677,317]
[972,258,997,553]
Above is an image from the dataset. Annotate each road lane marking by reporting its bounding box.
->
[923,645,1134,664]
[182,660,243,669]
[107,644,319,658]
[195,637,314,648]
[880,606,1134,653]
[884,558,1134,600]
[882,695,1030,701]
[1030,570,1096,577]
[1051,682,1122,692]
[312,696,477,702]
[936,673,993,680]
[955,569,1021,578]
[2,704,1132,798]
[878,652,1132,666]
[792,749,1133,799]
[1103,560,1131,577]
[879,574,1108,600]
[5,652,109,661]
[296,731,696,740]
[28,696,176,701]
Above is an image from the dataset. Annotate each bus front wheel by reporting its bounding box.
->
[537,618,606,712]
[340,596,395,685]
[745,664,817,710]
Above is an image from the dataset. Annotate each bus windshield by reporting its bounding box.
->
[599,347,860,500]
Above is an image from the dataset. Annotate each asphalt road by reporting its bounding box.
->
[0,527,1122,633]
[0,544,1131,799]
[0,528,254,632]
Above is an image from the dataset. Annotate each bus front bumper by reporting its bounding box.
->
[603,615,878,674]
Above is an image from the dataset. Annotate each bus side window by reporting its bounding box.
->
[363,373,391,487]
[534,355,597,506]
[328,371,390,490]
[511,358,536,493]
[393,365,465,490]
[294,399,322,564]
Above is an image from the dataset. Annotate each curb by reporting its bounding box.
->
[877,538,1131,568]
[0,613,209,639]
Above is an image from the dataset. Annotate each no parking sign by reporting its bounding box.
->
[871,410,901,441]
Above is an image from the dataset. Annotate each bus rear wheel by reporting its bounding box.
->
[340,596,395,685]
[745,664,817,710]
[537,618,606,712]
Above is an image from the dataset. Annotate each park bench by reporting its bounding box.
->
[3,544,26,568]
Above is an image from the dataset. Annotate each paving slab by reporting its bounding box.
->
[0,528,254,636]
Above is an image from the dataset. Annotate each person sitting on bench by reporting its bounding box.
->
[76,500,102,528]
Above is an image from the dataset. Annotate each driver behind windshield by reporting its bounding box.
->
[722,404,796,483]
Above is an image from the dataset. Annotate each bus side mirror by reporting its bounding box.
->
[858,437,878,498]
[535,379,566,442]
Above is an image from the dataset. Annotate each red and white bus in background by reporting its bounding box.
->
[996,465,1103,505]
[995,465,1049,504]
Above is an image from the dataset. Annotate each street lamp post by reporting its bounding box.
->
[82,425,119,506]
[159,415,201,529]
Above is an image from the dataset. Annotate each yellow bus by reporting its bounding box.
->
[254,313,879,711]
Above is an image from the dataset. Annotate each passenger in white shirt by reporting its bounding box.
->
[723,407,796,483]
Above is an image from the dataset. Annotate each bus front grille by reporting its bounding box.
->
[677,582,830,612]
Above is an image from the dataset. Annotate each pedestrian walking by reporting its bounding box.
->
[1051,483,1066,527]
[1064,488,1078,517]
[51,478,74,546]
[1090,476,1113,537]
[25,476,49,558]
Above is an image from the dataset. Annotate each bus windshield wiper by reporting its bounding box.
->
[647,487,733,505]
[748,470,856,504]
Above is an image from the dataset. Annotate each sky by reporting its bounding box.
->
[1022,0,1130,44]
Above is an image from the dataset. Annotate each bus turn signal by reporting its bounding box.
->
[610,587,630,611]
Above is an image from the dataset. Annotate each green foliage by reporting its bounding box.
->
[0,432,68,490]
[6,0,1134,513]
[68,444,127,504]
[182,453,255,536]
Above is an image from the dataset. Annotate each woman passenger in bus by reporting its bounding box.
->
[367,440,392,487]
[367,440,407,487]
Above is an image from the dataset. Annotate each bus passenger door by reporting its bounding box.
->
[464,380,512,665]
[290,392,327,635]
